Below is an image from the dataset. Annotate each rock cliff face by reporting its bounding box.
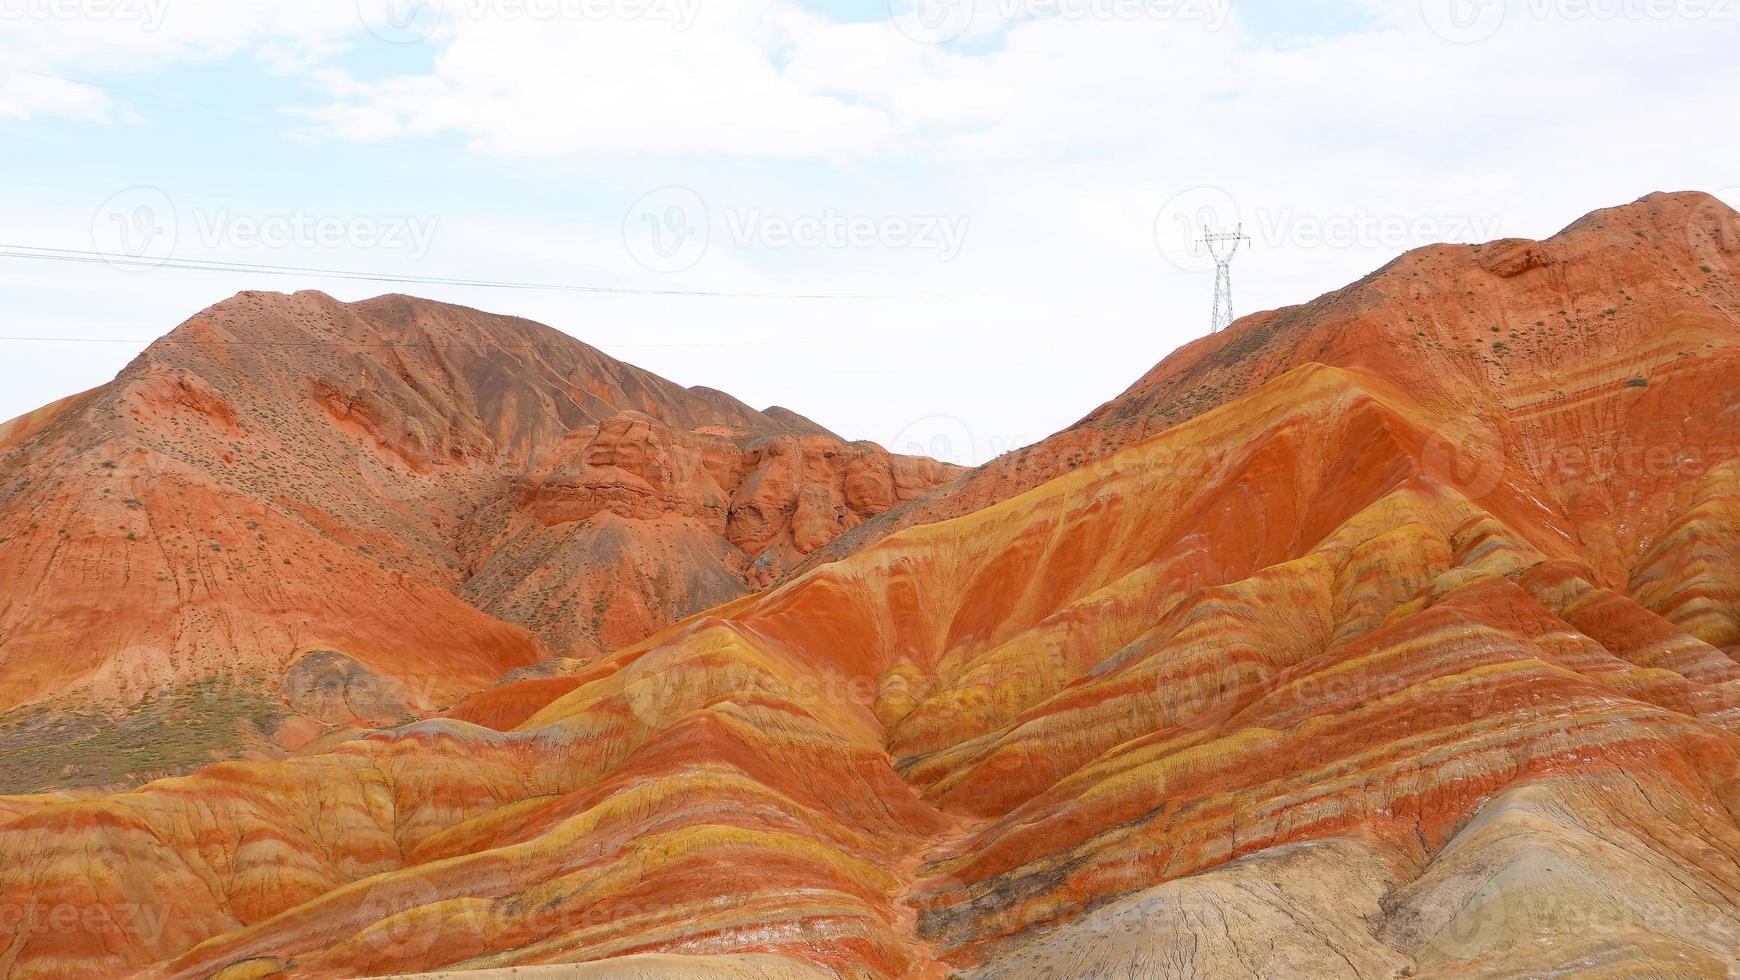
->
[465,410,955,652]
[1,192,1738,979]
[0,292,956,791]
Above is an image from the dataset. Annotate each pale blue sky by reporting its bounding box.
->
[2,0,1736,461]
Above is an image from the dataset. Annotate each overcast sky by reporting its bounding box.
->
[2,0,1736,463]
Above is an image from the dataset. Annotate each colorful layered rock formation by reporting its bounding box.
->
[0,292,956,791]
[0,191,1737,979]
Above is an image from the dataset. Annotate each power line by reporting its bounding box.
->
[0,245,909,301]
[0,335,801,350]
[0,65,286,130]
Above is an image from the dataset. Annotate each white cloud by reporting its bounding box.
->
[301,3,924,158]
[2,0,1738,459]
[0,0,359,118]
[0,68,122,119]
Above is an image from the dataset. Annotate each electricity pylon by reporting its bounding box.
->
[1198,224,1251,333]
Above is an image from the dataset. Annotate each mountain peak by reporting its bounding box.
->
[0,294,959,788]
[796,190,1740,577]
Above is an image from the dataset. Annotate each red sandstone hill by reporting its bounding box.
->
[0,292,957,790]
[0,191,1737,979]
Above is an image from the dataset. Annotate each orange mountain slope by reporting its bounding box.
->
[0,292,956,791]
[0,191,1738,979]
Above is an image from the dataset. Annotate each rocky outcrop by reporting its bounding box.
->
[460,413,955,653]
[507,410,950,570]
[280,650,412,726]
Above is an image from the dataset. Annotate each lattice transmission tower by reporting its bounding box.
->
[1198,224,1251,333]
